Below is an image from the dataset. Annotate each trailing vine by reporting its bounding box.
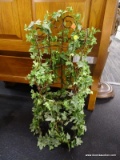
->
[25,7,98,150]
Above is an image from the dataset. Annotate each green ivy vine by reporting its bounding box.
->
[25,7,99,150]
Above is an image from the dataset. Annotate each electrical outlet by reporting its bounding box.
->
[73,55,80,62]
[86,56,97,64]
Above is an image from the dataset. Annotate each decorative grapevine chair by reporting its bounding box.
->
[25,7,98,150]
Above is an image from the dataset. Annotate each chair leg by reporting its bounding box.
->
[87,80,99,111]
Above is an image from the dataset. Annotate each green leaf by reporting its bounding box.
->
[61,111,67,120]
[66,133,70,140]
[75,137,83,146]
[35,19,41,25]
[52,11,61,21]
[24,24,28,31]
[66,61,73,66]
[42,22,51,33]
[45,116,55,122]
[77,24,82,31]
[27,21,34,30]
[43,102,51,110]
[66,6,73,12]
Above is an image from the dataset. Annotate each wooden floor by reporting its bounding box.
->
[101,35,120,85]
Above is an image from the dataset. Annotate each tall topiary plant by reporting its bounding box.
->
[25,7,98,150]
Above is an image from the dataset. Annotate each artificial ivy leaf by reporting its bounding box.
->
[35,19,41,25]
[75,13,81,20]
[26,34,32,42]
[28,21,34,30]
[30,52,38,59]
[66,6,73,12]
[61,111,67,120]
[71,126,78,130]
[66,133,70,140]
[42,22,51,33]
[77,24,82,31]
[77,61,84,68]
[52,11,61,21]
[75,137,83,145]
[43,102,51,110]
[60,54,67,60]
[45,116,55,122]
[66,61,73,66]
[24,24,28,31]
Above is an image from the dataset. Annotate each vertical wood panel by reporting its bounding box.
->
[0,0,21,38]
[35,2,50,20]
[0,0,32,51]
[65,0,91,28]
[89,0,107,29]
[88,0,107,58]
[0,0,32,40]
[17,0,32,40]
[33,0,91,28]
[11,0,21,38]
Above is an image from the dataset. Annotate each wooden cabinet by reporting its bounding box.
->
[0,0,118,110]
[0,0,32,51]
